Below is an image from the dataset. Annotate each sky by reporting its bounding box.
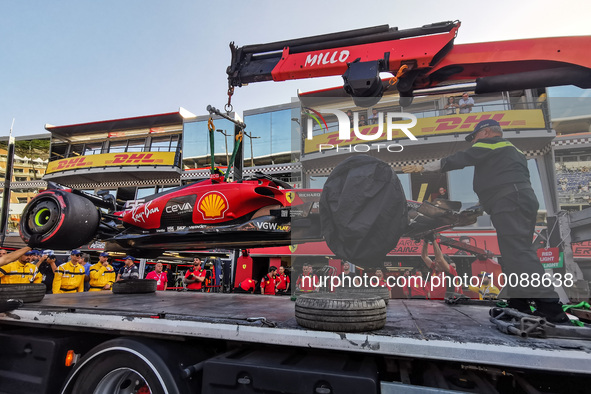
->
[1,0,591,137]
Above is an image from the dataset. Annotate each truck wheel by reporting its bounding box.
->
[0,283,46,303]
[20,189,100,249]
[112,279,157,294]
[295,293,386,332]
[63,338,201,394]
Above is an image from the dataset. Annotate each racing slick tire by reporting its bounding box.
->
[112,279,157,294]
[295,293,386,332]
[20,189,100,250]
[0,283,46,303]
[334,286,390,305]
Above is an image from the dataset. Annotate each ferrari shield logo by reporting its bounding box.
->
[286,192,295,204]
[289,244,298,253]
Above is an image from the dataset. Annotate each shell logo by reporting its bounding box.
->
[198,192,229,220]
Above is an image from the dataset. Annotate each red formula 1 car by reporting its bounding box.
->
[19,160,482,260]
[19,173,323,257]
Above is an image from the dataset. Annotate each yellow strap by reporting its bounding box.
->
[207,117,215,132]
[473,141,524,155]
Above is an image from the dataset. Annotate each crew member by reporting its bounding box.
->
[261,266,277,295]
[37,250,59,293]
[0,248,41,284]
[53,250,85,293]
[403,119,568,323]
[235,278,257,294]
[89,252,116,291]
[146,262,168,291]
[275,266,290,295]
[184,258,206,291]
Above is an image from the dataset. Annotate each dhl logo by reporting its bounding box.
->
[56,157,92,170]
[109,153,156,164]
[427,114,510,132]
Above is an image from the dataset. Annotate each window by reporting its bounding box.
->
[17,197,28,204]
[84,143,103,155]
[136,187,156,200]
[109,141,128,153]
[127,139,146,152]
[150,136,179,152]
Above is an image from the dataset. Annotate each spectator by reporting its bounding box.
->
[275,265,290,295]
[358,114,367,127]
[146,262,168,291]
[260,266,277,295]
[89,252,116,291]
[0,248,41,284]
[432,186,449,201]
[53,250,85,293]
[370,108,380,124]
[0,249,7,258]
[116,256,139,282]
[458,92,474,114]
[184,257,206,291]
[346,110,354,128]
[37,250,59,293]
[444,96,459,115]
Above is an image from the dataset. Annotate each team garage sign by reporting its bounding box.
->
[46,152,177,174]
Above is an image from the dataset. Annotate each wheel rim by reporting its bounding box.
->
[27,199,60,234]
[94,367,152,394]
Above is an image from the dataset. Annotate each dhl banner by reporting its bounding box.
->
[304,109,546,153]
[46,152,176,174]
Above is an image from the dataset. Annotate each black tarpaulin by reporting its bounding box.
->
[320,155,408,267]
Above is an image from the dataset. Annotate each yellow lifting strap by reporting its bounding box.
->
[207,117,215,132]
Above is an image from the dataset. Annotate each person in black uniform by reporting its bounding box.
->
[403,119,568,323]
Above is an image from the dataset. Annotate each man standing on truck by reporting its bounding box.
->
[184,257,206,291]
[89,252,116,291]
[53,250,85,293]
[0,248,41,284]
[403,119,569,323]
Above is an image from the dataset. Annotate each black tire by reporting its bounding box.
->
[0,283,46,303]
[20,189,100,249]
[112,279,157,294]
[295,293,386,332]
[0,299,23,313]
[63,338,203,394]
[334,286,390,304]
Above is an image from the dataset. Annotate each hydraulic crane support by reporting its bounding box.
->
[227,21,591,105]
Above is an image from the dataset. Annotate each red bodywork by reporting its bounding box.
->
[118,179,305,230]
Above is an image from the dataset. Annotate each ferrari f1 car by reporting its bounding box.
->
[20,155,482,263]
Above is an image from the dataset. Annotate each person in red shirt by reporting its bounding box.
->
[146,262,168,291]
[374,268,392,299]
[407,270,428,299]
[421,239,460,299]
[236,278,257,294]
[184,258,206,291]
[260,266,277,295]
[275,266,290,295]
[296,264,319,293]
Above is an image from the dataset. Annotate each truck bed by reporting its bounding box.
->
[1,292,590,374]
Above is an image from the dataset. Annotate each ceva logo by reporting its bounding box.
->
[305,108,418,153]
